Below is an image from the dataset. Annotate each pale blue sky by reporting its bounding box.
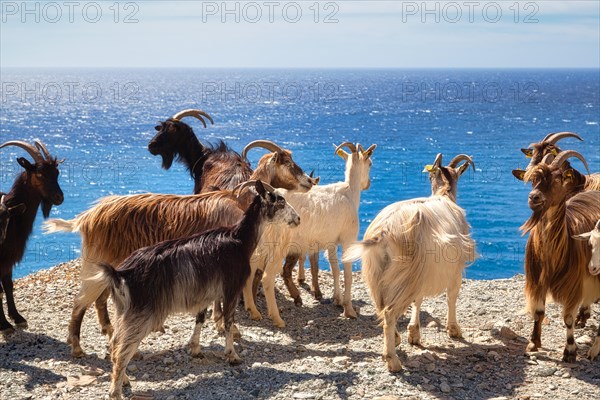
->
[1,1,598,68]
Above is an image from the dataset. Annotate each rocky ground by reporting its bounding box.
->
[1,259,599,400]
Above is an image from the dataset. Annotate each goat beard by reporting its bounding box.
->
[160,153,174,170]
[520,209,543,235]
[41,200,52,218]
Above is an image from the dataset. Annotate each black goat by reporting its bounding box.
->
[93,181,300,399]
[0,140,64,333]
[148,108,252,193]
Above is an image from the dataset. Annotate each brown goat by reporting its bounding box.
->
[521,150,600,362]
[44,144,316,357]
[513,132,600,326]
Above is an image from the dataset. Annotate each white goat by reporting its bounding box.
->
[343,153,476,372]
[264,142,376,322]
[574,220,600,276]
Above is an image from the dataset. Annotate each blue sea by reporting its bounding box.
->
[1,69,599,280]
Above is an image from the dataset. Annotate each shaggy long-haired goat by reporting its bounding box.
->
[43,144,315,356]
[513,133,600,327]
[343,153,476,372]
[0,140,64,333]
[272,142,376,322]
[93,181,299,400]
[521,151,600,362]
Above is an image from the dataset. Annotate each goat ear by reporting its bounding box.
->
[512,169,526,181]
[17,157,35,171]
[422,165,436,173]
[336,149,349,161]
[521,148,533,158]
[9,203,26,215]
[572,232,591,241]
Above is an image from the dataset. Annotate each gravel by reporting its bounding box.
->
[1,259,599,399]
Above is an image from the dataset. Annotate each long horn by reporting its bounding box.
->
[171,109,214,128]
[433,153,443,168]
[595,220,600,231]
[448,154,475,170]
[540,153,555,164]
[334,142,357,155]
[242,140,285,159]
[34,139,52,160]
[0,140,44,163]
[233,180,276,197]
[550,150,590,174]
[544,132,583,145]
[0,194,5,206]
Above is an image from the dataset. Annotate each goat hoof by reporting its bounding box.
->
[109,390,123,400]
[562,349,577,363]
[272,318,286,329]
[343,305,357,319]
[14,320,28,329]
[101,325,114,337]
[249,311,262,321]
[526,341,540,353]
[298,278,305,284]
[407,324,421,345]
[313,290,323,300]
[226,352,242,365]
[447,324,462,338]
[385,355,402,372]
[71,347,86,358]
[0,325,16,335]
[333,295,343,306]
[293,297,303,307]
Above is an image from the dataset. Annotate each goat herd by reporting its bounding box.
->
[0,109,599,398]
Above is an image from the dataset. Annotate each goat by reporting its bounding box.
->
[574,220,600,276]
[0,140,64,333]
[92,181,300,399]
[43,144,315,356]
[521,150,600,362]
[0,194,26,245]
[512,132,600,327]
[148,108,253,193]
[343,153,476,372]
[272,142,376,323]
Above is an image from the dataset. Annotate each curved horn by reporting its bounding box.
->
[433,153,443,168]
[242,140,285,159]
[171,109,214,128]
[595,220,600,231]
[0,194,5,206]
[448,154,475,170]
[34,139,52,160]
[233,180,276,197]
[334,142,357,156]
[550,150,590,174]
[540,153,555,164]
[544,132,583,145]
[0,140,44,163]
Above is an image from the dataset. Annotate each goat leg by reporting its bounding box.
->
[297,254,306,284]
[222,294,241,365]
[562,310,578,363]
[95,288,113,338]
[575,304,591,328]
[383,308,402,372]
[0,289,16,334]
[527,309,545,352]
[309,253,322,300]
[282,254,302,306]
[189,310,206,357]
[407,299,422,345]
[1,273,26,328]
[588,322,600,360]
[446,276,462,338]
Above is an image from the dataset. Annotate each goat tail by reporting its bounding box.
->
[43,218,78,234]
[343,234,390,312]
[89,263,130,313]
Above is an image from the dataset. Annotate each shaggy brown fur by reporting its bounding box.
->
[522,157,600,362]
